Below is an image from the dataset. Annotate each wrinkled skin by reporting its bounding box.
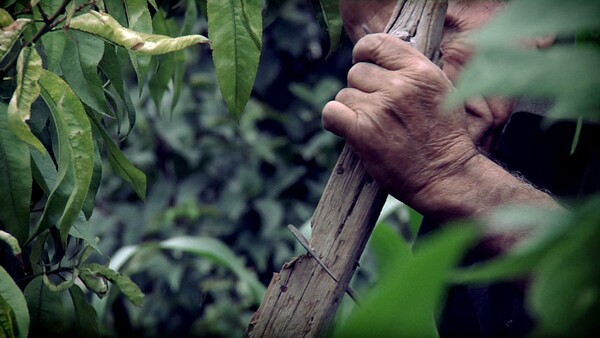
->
[323,0,560,231]
[338,0,514,152]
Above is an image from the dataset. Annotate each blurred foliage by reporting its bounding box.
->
[85,0,359,336]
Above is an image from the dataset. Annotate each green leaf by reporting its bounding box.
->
[81,132,102,219]
[0,8,14,27]
[0,230,21,256]
[7,46,46,154]
[30,148,56,195]
[82,263,144,307]
[68,285,99,338]
[61,31,109,116]
[447,0,600,122]
[0,294,17,338]
[529,197,600,337]
[24,277,64,337]
[0,18,31,64]
[69,213,101,253]
[68,11,210,56]
[40,31,66,74]
[87,111,147,200]
[472,0,600,50]
[42,270,78,292]
[369,222,412,280]
[315,0,342,54]
[208,0,263,119]
[104,0,127,26]
[0,103,31,245]
[99,43,136,135]
[158,236,266,304]
[451,207,569,284]
[28,231,47,275]
[0,266,29,338]
[37,0,67,73]
[147,0,158,10]
[37,70,94,245]
[125,0,152,93]
[448,46,600,121]
[148,10,176,111]
[335,226,477,338]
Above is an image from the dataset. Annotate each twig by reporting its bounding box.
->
[287,224,360,302]
[24,0,72,48]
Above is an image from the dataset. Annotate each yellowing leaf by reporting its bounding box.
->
[0,18,31,63]
[7,46,46,154]
[83,263,144,307]
[37,70,94,245]
[68,10,209,55]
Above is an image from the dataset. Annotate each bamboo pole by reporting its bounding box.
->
[246,1,447,337]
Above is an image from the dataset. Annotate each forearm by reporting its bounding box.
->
[410,153,562,221]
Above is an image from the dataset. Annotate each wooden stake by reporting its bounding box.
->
[246,1,447,337]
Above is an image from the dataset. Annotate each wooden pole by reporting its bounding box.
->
[246,1,447,337]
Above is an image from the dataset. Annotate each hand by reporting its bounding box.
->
[322,33,479,207]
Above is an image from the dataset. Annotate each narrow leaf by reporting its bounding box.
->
[0,18,31,64]
[316,0,342,54]
[83,263,144,306]
[99,43,136,135]
[69,285,99,338]
[87,111,146,200]
[37,70,94,244]
[42,270,78,292]
[82,130,102,218]
[126,0,153,91]
[159,236,266,304]
[61,31,109,115]
[0,103,31,245]
[147,0,158,10]
[149,10,175,111]
[0,266,29,338]
[208,0,263,118]
[7,46,46,154]
[24,277,64,337]
[68,11,210,56]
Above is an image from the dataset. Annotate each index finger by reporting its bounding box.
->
[352,33,429,71]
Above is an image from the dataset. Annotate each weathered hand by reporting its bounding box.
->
[322,33,479,207]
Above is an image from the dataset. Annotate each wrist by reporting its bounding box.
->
[408,153,560,222]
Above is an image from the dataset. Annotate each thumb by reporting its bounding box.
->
[322,101,357,139]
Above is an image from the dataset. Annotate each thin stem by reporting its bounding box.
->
[36,2,51,24]
[0,0,72,77]
[24,0,72,48]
